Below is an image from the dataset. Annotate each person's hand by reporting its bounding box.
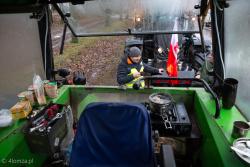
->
[133,71,141,78]
[158,68,164,74]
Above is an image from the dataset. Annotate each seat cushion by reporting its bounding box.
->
[70,102,154,167]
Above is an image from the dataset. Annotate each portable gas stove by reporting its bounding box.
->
[145,93,192,136]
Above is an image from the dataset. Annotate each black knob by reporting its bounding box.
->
[73,71,86,85]
[194,4,200,9]
[133,81,141,90]
[224,2,230,8]
[58,68,70,78]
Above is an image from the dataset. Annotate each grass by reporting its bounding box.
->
[54,37,98,67]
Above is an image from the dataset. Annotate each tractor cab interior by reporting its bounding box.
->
[1,0,250,167]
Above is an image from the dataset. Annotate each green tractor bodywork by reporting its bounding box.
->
[0,0,250,166]
[0,86,249,167]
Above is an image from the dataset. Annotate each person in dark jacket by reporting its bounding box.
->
[117,46,164,88]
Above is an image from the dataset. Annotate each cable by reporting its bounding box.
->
[205,52,214,73]
[44,7,48,79]
[213,0,225,79]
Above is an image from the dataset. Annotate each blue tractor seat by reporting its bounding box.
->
[70,102,155,167]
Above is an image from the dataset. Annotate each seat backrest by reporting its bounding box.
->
[70,102,154,167]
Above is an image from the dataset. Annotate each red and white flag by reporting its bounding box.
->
[166,18,179,84]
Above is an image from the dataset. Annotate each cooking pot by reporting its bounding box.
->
[149,93,175,114]
[232,121,250,138]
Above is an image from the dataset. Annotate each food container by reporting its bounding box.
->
[18,91,35,105]
[232,121,250,138]
[17,92,26,101]
[10,101,32,119]
[43,80,49,85]
[45,82,58,98]
[33,75,47,105]
[35,94,46,105]
[28,85,37,103]
[0,109,13,127]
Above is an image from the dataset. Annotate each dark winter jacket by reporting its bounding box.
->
[117,56,160,85]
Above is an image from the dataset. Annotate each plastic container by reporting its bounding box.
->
[33,75,46,105]
[28,85,37,104]
[25,91,35,105]
[18,91,35,105]
[45,82,58,98]
[60,105,74,163]
[17,92,26,101]
[0,109,13,127]
[10,101,32,119]
[43,80,49,85]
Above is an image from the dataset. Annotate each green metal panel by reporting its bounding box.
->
[69,86,195,118]
[0,120,25,144]
[0,132,46,167]
[194,94,224,166]
[194,89,249,167]
[1,86,249,166]
[52,85,70,105]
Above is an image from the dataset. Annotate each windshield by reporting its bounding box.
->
[52,0,210,88]
[59,0,200,36]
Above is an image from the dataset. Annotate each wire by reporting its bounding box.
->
[213,0,225,79]
[44,7,48,79]
[205,52,214,73]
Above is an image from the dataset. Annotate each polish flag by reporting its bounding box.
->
[166,19,179,84]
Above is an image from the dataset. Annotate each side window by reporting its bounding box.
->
[224,0,250,120]
[0,14,44,108]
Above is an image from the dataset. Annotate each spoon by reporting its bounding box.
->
[231,146,250,157]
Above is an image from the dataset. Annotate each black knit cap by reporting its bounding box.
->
[129,47,141,57]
